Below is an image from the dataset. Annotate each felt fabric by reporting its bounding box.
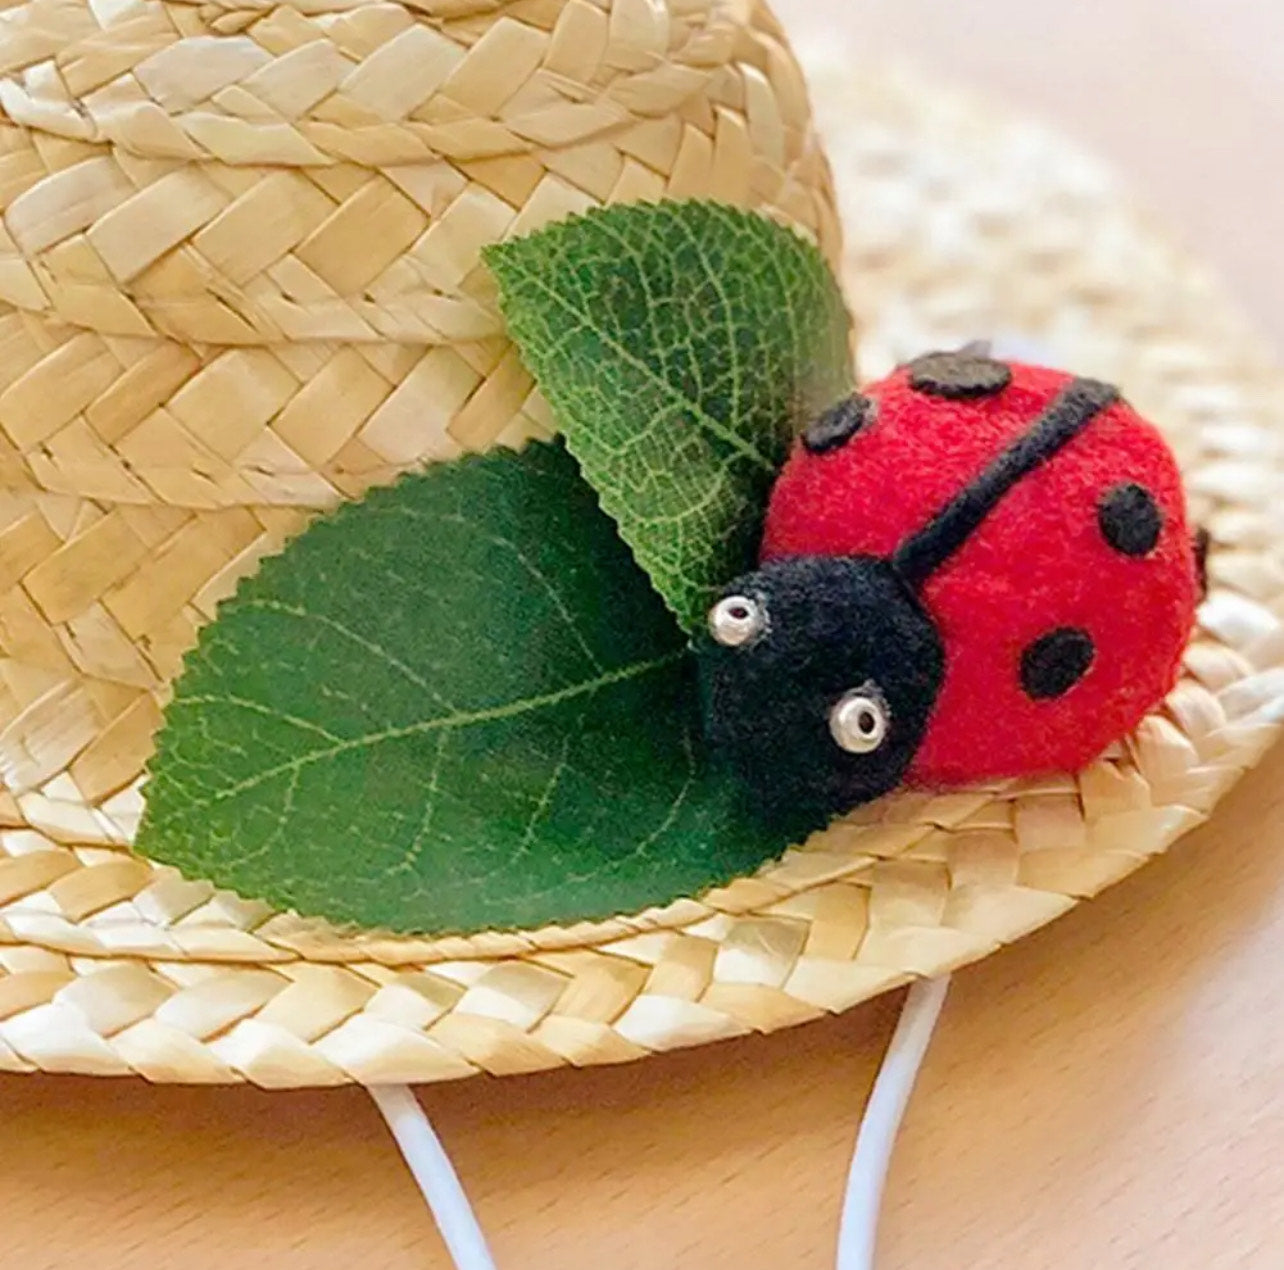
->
[761,359,1200,787]
[1020,627,1096,700]
[1096,481,1164,556]
[803,393,876,454]
[1194,525,1211,598]
[907,349,1012,399]
[698,555,944,825]
[892,377,1119,589]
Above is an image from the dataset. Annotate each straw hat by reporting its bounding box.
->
[0,4,1280,1087]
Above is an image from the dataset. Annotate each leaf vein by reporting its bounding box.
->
[174,651,685,812]
[498,255,775,473]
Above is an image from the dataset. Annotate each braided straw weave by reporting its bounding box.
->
[0,28,1281,1083]
[0,0,837,835]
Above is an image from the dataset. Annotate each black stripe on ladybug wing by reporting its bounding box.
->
[891,376,1120,591]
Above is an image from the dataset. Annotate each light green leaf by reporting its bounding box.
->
[136,442,795,936]
[487,200,853,632]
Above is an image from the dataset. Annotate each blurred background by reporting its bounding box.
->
[776,0,1284,356]
[3,7,1281,1270]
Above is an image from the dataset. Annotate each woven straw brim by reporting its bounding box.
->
[1,60,1282,1085]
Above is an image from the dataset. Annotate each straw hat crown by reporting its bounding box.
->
[0,0,838,847]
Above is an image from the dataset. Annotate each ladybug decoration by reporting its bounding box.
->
[698,348,1204,825]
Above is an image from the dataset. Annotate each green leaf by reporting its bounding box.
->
[136,442,793,936]
[487,200,853,632]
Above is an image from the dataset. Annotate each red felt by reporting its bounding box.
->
[761,361,1200,786]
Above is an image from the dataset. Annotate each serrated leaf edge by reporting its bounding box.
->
[485,199,852,632]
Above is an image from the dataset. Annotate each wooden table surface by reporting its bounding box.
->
[4,3,1284,1269]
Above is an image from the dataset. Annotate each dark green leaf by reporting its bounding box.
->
[487,200,852,632]
[136,443,792,935]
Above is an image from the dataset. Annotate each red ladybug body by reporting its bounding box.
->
[760,353,1200,789]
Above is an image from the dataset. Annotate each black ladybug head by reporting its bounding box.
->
[697,556,945,827]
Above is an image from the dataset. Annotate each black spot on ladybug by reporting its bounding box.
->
[907,350,1013,400]
[1098,482,1163,556]
[1019,627,1095,700]
[802,394,876,454]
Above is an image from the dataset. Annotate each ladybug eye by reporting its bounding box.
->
[829,688,889,754]
[709,595,766,647]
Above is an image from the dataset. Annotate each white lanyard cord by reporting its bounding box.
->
[836,975,951,1270]
[367,1082,498,1270]
[368,975,949,1270]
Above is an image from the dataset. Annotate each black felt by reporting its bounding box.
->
[892,377,1120,590]
[802,393,876,454]
[698,555,945,824]
[1020,627,1095,700]
[1098,481,1163,556]
[1194,525,1211,599]
[907,349,1013,399]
